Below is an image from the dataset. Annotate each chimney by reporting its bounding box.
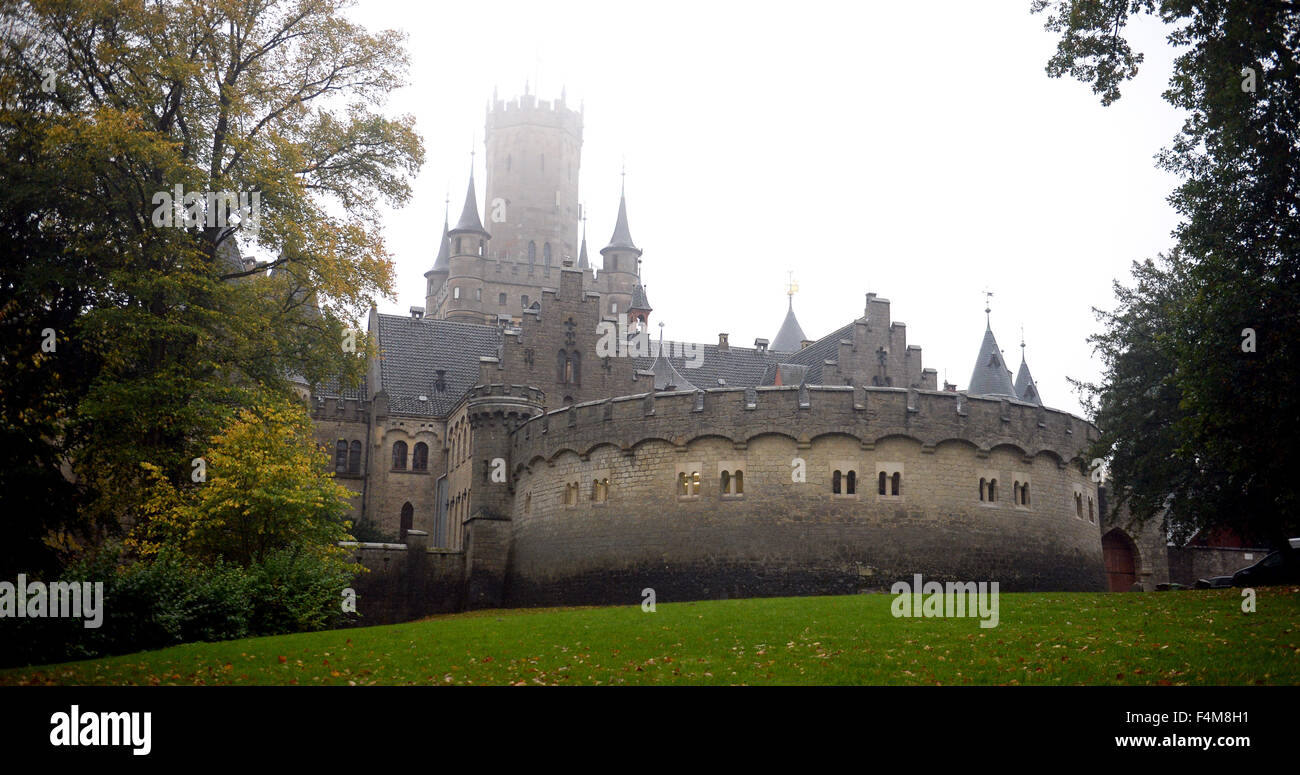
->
[409,306,425,319]
[718,333,729,352]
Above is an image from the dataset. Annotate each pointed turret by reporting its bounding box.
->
[449,172,490,240]
[967,322,1017,398]
[423,200,451,311]
[578,216,590,269]
[1014,335,1043,406]
[629,282,651,329]
[431,212,451,272]
[600,186,641,258]
[645,324,696,391]
[771,297,807,353]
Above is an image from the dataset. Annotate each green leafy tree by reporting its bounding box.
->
[0,0,422,573]
[129,395,356,567]
[1035,1,1300,550]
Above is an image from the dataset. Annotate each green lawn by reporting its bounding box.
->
[3,589,1297,685]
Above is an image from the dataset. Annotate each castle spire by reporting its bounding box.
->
[578,207,589,269]
[771,278,807,353]
[967,301,1017,398]
[600,173,641,257]
[450,161,490,239]
[1014,328,1043,406]
[431,193,451,272]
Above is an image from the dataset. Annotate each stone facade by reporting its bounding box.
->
[305,90,1114,615]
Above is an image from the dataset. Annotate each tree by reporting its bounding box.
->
[1035,1,1300,550]
[129,394,356,567]
[0,0,422,573]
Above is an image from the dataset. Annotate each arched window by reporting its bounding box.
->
[392,441,407,471]
[528,241,536,265]
[891,472,901,496]
[846,471,856,495]
[412,442,428,471]
[988,479,997,502]
[677,472,689,496]
[569,350,581,386]
[980,478,987,501]
[733,471,743,495]
[832,470,842,495]
[1013,481,1021,504]
[1075,492,1083,517]
[348,440,361,474]
[400,502,413,542]
[335,440,347,473]
[557,349,568,383]
[1022,483,1030,506]
[1088,497,1095,522]
[878,471,887,495]
[722,470,732,494]
[455,237,462,254]
[544,243,552,265]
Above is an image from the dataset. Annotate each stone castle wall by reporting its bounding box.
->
[505,385,1106,605]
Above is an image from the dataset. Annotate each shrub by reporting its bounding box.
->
[245,548,359,636]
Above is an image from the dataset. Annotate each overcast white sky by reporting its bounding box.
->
[346,0,1186,419]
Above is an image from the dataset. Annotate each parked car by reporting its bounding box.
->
[1194,575,1234,589]
[1231,547,1300,587]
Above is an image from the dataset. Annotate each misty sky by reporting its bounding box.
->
[346,1,1187,418]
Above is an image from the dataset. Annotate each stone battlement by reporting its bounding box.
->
[511,385,1095,473]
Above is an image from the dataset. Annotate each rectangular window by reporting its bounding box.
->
[453,287,461,300]
[499,293,507,306]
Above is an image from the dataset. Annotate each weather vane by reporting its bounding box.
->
[984,289,994,321]
[787,271,798,298]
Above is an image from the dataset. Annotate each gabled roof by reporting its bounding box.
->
[450,174,490,238]
[771,298,808,352]
[967,324,1017,398]
[374,314,501,416]
[633,341,778,389]
[779,321,853,384]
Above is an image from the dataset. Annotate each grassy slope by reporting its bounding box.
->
[2,589,1297,685]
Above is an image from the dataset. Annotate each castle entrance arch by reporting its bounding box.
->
[1101,529,1138,591]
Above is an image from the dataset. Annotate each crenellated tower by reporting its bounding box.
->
[483,89,584,266]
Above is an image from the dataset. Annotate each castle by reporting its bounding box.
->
[304,90,1122,616]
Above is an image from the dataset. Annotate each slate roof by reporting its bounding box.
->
[430,214,450,273]
[310,374,368,401]
[577,226,590,269]
[630,283,650,311]
[375,314,502,416]
[771,298,808,352]
[600,190,641,256]
[781,321,854,384]
[1014,357,1043,406]
[967,324,1017,398]
[632,341,779,389]
[450,174,489,237]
